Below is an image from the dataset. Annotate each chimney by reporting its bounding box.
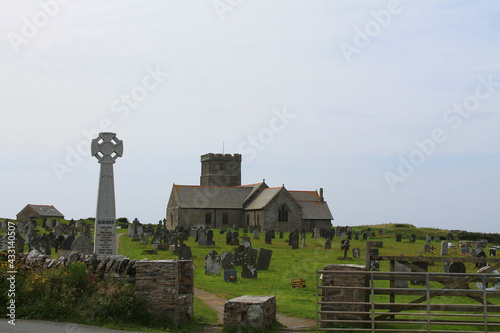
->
[319,188,324,202]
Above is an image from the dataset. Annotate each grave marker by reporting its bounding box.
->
[92,132,123,255]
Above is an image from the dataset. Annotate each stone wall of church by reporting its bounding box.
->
[175,208,243,229]
[262,194,302,232]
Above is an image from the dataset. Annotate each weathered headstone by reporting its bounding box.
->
[424,244,431,253]
[92,132,123,255]
[177,243,192,260]
[325,239,331,250]
[362,232,368,241]
[256,248,273,271]
[354,232,359,240]
[290,232,299,249]
[426,234,432,244]
[352,248,360,258]
[409,234,416,243]
[440,241,448,255]
[313,228,320,239]
[198,229,207,246]
[265,231,272,245]
[396,234,402,242]
[279,231,284,239]
[141,233,148,245]
[461,247,469,255]
[446,233,452,242]
[234,245,245,266]
[71,233,93,255]
[221,252,236,270]
[241,237,252,249]
[394,261,410,288]
[434,235,440,242]
[62,235,75,251]
[341,240,350,258]
[207,229,215,246]
[205,250,221,275]
[241,248,258,279]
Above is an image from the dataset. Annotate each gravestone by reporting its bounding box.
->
[241,237,252,249]
[92,132,123,255]
[362,232,368,241]
[221,252,236,270]
[341,240,350,258]
[370,260,380,271]
[256,248,273,271]
[325,239,331,250]
[141,233,148,245]
[340,232,345,240]
[394,261,410,288]
[71,233,93,255]
[301,232,307,248]
[205,250,221,275]
[378,229,383,236]
[241,248,258,279]
[448,262,466,274]
[54,225,62,238]
[461,247,469,255]
[396,234,402,242]
[313,228,320,239]
[352,248,360,258]
[446,233,453,242]
[224,270,237,282]
[335,226,340,236]
[444,261,451,273]
[409,234,416,243]
[128,225,134,237]
[434,235,440,242]
[355,232,359,240]
[177,243,192,260]
[265,231,272,245]
[198,229,208,246]
[279,231,283,239]
[62,235,75,251]
[290,232,299,249]
[424,244,431,253]
[440,241,449,255]
[226,231,233,245]
[490,249,497,257]
[347,231,352,240]
[207,229,215,246]
[426,234,431,244]
[234,245,245,266]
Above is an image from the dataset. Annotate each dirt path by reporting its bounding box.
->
[194,288,316,331]
[116,232,123,249]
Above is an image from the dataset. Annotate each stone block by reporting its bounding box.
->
[223,295,276,329]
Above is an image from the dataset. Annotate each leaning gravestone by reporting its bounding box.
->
[221,252,236,270]
[92,132,123,255]
[71,233,93,255]
[256,248,273,271]
[205,250,221,275]
[241,248,258,279]
[62,235,75,251]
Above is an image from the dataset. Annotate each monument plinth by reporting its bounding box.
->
[92,132,123,255]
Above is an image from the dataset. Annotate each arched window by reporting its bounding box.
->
[170,213,174,225]
[278,205,288,222]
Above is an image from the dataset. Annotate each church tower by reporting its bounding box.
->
[200,153,241,187]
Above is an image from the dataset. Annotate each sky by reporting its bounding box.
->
[1,1,499,233]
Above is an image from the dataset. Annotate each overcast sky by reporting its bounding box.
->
[1,1,499,233]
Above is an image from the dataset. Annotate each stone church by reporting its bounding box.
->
[166,153,333,232]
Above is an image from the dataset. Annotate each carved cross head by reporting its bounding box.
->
[91,132,123,163]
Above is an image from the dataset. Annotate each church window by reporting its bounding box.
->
[205,213,212,225]
[222,212,228,225]
[278,205,288,222]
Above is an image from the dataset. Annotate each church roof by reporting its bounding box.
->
[289,191,333,220]
[173,185,253,209]
[244,188,282,210]
[25,204,64,218]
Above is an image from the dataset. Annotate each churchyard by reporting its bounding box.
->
[2,216,499,332]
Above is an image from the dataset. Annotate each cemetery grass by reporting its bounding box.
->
[117,224,499,325]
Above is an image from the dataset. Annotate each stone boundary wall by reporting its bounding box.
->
[17,250,194,325]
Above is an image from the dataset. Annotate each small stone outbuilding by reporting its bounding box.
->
[16,204,64,221]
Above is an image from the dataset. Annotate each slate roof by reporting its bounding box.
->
[173,185,253,209]
[289,191,333,220]
[27,204,64,218]
[244,188,282,210]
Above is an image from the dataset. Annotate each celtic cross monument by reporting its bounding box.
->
[91,132,123,255]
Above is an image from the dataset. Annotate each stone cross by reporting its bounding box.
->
[91,132,123,255]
